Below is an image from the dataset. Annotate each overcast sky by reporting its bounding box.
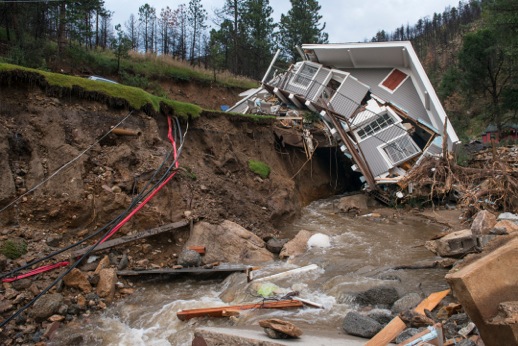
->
[104,0,462,43]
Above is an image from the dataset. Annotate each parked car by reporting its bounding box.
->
[87,75,118,84]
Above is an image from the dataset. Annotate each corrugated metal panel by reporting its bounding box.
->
[330,76,369,118]
[358,125,407,177]
[343,69,432,125]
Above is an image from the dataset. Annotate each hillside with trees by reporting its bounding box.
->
[0,0,516,141]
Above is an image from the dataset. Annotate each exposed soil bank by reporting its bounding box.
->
[0,82,355,343]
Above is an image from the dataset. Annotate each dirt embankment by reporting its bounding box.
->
[0,82,354,342]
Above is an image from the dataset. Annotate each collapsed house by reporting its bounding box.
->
[228,41,460,202]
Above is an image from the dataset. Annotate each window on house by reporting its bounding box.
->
[293,64,318,87]
[383,136,420,164]
[380,69,408,92]
[357,112,395,140]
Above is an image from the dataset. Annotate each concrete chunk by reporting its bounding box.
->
[445,237,518,346]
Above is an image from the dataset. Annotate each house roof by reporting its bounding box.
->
[302,41,414,69]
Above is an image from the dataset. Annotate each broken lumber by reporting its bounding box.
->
[365,289,450,346]
[252,264,319,282]
[187,245,206,254]
[72,220,190,257]
[176,299,304,321]
[118,264,251,277]
[397,323,444,346]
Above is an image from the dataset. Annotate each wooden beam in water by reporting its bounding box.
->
[365,289,450,346]
[72,220,190,257]
[177,299,304,321]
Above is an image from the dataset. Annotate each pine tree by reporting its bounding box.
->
[187,0,207,64]
[278,0,328,62]
[138,4,156,53]
[241,0,276,79]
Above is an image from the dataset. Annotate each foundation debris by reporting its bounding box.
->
[446,236,518,346]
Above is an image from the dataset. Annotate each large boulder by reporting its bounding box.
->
[265,238,288,254]
[279,230,311,259]
[63,268,92,293]
[337,194,370,214]
[392,293,422,314]
[342,311,383,338]
[354,285,399,308]
[185,220,274,264]
[96,268,117,303]
[30,293,64,321]
[491,220,518,235]
[471,210,497,235]
[426,229,474,257]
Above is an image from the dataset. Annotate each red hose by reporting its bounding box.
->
[1,116,179,283]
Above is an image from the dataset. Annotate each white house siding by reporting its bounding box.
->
[342,69,432,125]
[357,124,408,177]
[330,76,370,119]
[307,68,331,101]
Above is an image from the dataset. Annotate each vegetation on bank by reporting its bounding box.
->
[248,160,271,179]
[0,63,203,119]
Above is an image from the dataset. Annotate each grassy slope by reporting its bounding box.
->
[0,63,276,124]
[0,63,202,119]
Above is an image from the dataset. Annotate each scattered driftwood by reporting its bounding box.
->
[118,263,254,281]
[72,220,190,257]
[252,264,319,282]
[400,145,518,215]
[176,299,304,321]
[365,289,450,346]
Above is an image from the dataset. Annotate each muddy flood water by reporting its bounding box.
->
[51,196,451,345]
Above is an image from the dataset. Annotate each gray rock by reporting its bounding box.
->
[178,249,201,267]
[395,328,424,344]
[354,285,399,307]
[367,308,393,325]
[264,328,289,339]
[117,253,129,270]
[342,311,383,338]
[46,235,62,247]
[30,293,64,321]
[497,212,518,222]
[265,238,289,254]
[11,278,32,291]
[456,340,476,346]
[392,293,422,313]
[471,210,497,235]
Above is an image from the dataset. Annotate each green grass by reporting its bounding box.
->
[1,239,27,259]
[248,159,271,179]
[0,63,202,119]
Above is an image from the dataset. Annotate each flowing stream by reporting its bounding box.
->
[51,196,451,345]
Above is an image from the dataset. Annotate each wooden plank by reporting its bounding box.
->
[365,289,450,346]
[72,220,190,257]
[252,264,319,282]
[118,264,251,276]
[177,299,304,321]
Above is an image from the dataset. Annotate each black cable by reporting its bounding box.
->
[0,148,175,279]
[0,118,186,328]
[1,119,186,278]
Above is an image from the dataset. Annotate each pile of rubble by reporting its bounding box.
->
[400,145,518,215]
